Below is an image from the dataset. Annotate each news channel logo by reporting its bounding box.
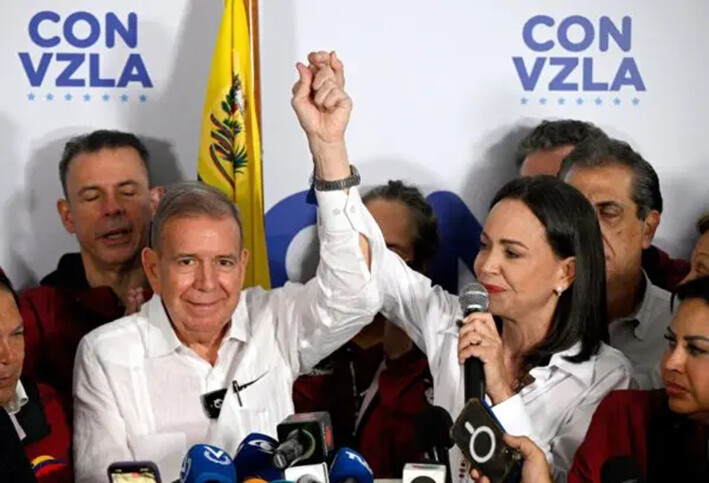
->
[512,15,645,107]
[18,10,153,103]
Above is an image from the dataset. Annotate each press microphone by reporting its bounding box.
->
[600,456,645,483]
[273,412,333,469]
[179,444,237,483]
[414,405,453,483]
[459,282,489,402]
[451,400,522,483]
[233,433,283,482]
[329,448,374,483]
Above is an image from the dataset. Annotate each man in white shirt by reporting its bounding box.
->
[559,137,673,389]
[72,52,380,482]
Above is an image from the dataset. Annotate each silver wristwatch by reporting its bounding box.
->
[313,164,361,191]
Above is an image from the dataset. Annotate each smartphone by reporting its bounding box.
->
[107,461,162,483]
[450,399,522,483]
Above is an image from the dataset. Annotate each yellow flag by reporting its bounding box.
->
[198,0,270,289]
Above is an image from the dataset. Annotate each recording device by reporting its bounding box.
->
[179,444,236,483]
[273,412,333,469]
[107,461,161,483]
[451,399,522,483]
[234,433,283,482]
[328,448,374,483]
[600,456,646,483]
[459,282,489,402]
[402,463,447,483]
[284,463,329,483]
[414,405,453,483]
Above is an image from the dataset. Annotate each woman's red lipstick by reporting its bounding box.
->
[481,283,505,294]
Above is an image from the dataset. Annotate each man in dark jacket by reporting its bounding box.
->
[19,130,161,405]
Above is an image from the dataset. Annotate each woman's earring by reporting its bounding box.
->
[555,286,564,296]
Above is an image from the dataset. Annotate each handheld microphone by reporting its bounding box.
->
[273,412,333,469]
[459,283,489,402]
[329,448,374,483]
[284,463,329,483]
[402,463,447,483]
[414,405,453,483]
[600,456,646,483]
[233,433,283,482]
[179,444,237,483]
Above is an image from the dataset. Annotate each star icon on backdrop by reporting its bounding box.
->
[64,93,72,101]
[576,98,584,105]
[520,97,528,105]
[539,97,547,105]
[632,98,640,106]
[102,94,110,102]
[613,98,621,106]
[46,93,54,101]
[594,97,603,106]
[27,93,35,101]
[139,94,147,103]
[558,98,565,105]
[121,94,129,103]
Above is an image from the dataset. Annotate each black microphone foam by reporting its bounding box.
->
[459,282,489,402]
[600,456,645,483]
[414,405,454,483]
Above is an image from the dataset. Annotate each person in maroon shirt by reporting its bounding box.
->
[0,270,72,483]
[680,212,709,284]
[293,180,437,477]
[568,275,709,482]
[20,130,161,407]
[516,119,689,291]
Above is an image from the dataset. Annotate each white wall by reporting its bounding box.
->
[0,0,707,288]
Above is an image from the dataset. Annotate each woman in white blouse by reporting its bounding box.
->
[363,175,633,482]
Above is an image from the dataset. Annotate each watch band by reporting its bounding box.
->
[314,164,361,191]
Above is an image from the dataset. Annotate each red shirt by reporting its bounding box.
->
[15,378,73,482]
[20,253,150,408]
[569,389,709,482]
[642,245,690,292]
[294,344,432,477]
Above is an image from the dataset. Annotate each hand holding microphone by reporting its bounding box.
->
[457,283,513,405]
[469,435,551,483]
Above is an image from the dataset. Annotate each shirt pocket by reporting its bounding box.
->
[128,431,186,482]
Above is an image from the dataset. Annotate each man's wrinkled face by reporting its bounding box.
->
[58,147,158,268]
[564,164,658,294]
[142,215,249,341]
[0,290,23,407]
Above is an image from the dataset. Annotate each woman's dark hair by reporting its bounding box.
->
[490,176,608,369]
[671,276,709,311]
[363,180,439,271]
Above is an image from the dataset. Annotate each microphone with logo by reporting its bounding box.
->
[179,444,237,483]
[328,448,373,483]
[453,283,522,483]
[413,405,453,483]
[233,433,283,483]
[31,455,72,482]
[600,456,645,483]
[459,282,489,402]
[272,412,334,483]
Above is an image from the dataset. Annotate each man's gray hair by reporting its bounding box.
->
[150,181,244,250]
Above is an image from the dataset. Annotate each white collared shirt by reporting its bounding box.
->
[72,189,380,483]
[608,273,672,389]
[363,208,633,483]
[3,380,29,441]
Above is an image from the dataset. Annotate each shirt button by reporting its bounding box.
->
[350,206,356,213]
[333,208,341,215]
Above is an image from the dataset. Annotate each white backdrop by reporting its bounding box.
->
[1,0,707,288]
